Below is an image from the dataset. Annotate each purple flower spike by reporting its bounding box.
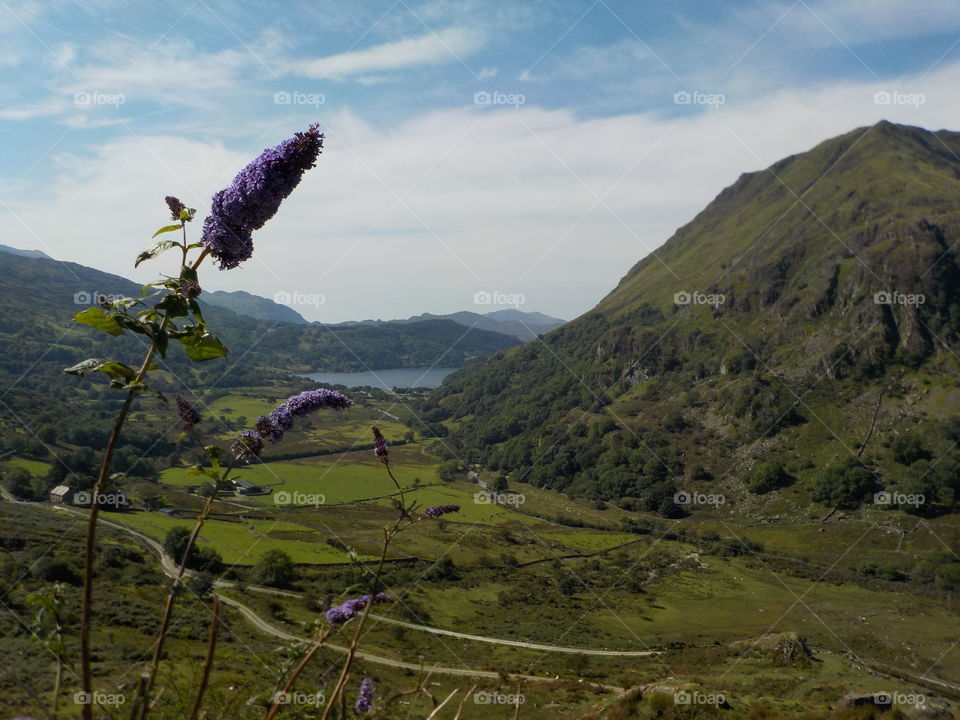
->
[255,389,353,444]
[372,426,389,463]
[175,395,202,431]
[201,125,323,270]
[355,677,374,714]
[165,195,186,221]
[425,504,460,518]
[231,430,263,462]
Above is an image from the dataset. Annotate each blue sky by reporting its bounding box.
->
[3,0,960,321]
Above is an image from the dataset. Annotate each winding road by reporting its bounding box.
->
[49,504,652,686]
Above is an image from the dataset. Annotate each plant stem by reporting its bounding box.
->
[262,629,331,720]
[79,317,167,720]
[320,525,395,720]
[186,596,221,720]
[139,492,217,720]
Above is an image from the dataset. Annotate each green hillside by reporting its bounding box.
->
[422,121,960,527]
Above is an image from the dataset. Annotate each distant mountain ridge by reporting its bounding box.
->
[390,309,565,341]
[201,289,309,325]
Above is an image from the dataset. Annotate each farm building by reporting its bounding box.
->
[48,485,74,504]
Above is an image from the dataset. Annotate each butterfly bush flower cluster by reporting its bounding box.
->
[325,592,394,626]
[175,395,202,431]
[372,425,389,463]
[201,125,324,269]
[425,504,460,518]
[164,195,186,220]
[228,388,353,462]
[355,678,375,715]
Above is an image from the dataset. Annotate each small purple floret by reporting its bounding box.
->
[425,505,460,518]
[175,395,202,431]
[231,430,263,462]
[355,677,374,714]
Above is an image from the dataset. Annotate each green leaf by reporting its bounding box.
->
[73,308,123,336]
[156,293,189,319]
[135,239,182,268]
[177,327,228,362]
[151,224,183,239]
[95,361,137,383]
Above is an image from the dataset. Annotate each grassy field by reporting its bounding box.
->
[4,456,52,476]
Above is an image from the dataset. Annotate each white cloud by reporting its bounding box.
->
[294,27,485,79]
[4,61,960,323]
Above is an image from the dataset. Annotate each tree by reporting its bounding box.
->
[747,461,793,494]
[250,549,296,589]
[812,460,877,509]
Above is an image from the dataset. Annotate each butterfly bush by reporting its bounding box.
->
[175,395,202,431]
[201,125,324,269]
[68,129,480,720]
[232,388,353,461]
[355,678,375,714]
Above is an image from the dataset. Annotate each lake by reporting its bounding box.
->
[300,367,458,390]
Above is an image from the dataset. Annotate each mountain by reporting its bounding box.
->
[0,243,51,259]
[422,121,960,518]
[403,309,565,341]
[0,252,521,408]
[201,289,308,325]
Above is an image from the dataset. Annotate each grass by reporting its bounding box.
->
[115,511,376,565]
[5,456,52,476]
